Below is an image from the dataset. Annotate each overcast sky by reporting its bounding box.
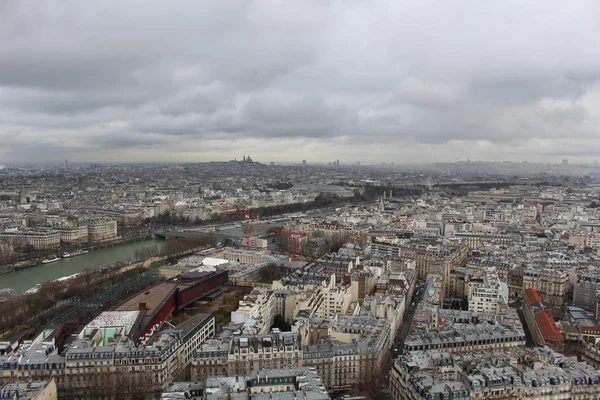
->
[1,1,600,165]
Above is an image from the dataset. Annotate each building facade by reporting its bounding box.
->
[87,220,117,244]
[0,230,61,250]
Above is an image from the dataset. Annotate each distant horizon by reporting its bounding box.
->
[1,158,597,168]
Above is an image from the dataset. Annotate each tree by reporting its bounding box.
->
[60,369,157,399]
[259,263,285,284]
[21,244,35,254]
[272,314,292,331]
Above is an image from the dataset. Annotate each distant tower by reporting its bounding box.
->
[243,155,246,162]
[302,160,307,165]
[562,159,569,166]
[65,159,68,169]
[390,190,393,199]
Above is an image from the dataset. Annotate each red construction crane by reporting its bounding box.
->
[264,227,307,261]
[227,208,259,250]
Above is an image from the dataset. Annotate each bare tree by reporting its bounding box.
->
[60,369,157,400]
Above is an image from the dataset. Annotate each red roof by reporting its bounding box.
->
[535,311,564,342]
[525,288,544,305]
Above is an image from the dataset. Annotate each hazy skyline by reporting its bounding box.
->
[1,1,600,164]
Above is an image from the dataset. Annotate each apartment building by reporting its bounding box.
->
[404,321,526,354]
[223,248,267,264]
[191,332,303,380]
[0,311,215,397]
[231,289,275,335]
[316,253,360,284]
[574,280,600,314]
[454,232,512,249]
[56,225,88,245]
[468,267,508,315]
[193,314,392,393]
[0,230,60,250]
[202,368,330,400]
[301,315,392,392]
[364,293,406,337]
[523,266,569,310]
[369,239,402,260]
[0,379,57,399]
[390,347,600,400]
[522,288,564,352]
[168,313,215,367]
[401,243,470,303]
[271,282,324,323]
[87,220,117,244]
[318,278,352,318]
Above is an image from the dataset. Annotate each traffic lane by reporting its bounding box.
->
[393,283,426,354]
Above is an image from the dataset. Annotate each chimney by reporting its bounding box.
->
[139,302,147,310]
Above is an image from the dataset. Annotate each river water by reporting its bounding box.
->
[0,221,287,295]
[0,239,165,294]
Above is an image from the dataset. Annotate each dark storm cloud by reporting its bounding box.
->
[1,0,600,163]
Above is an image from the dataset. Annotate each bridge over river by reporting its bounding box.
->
[154,230,213,240]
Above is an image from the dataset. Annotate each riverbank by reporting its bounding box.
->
[0,239,166,294]
[0,233,153,274]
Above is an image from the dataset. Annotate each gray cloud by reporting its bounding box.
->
[1,0,600,163]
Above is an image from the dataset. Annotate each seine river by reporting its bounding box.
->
[0,220,287,295]
[0,239,166,294]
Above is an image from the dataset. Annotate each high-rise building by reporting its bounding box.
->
[302,160,307,165]
[563,159,569,165]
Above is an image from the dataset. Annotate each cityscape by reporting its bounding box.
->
[2,1,600,399]
[2,160,600,399]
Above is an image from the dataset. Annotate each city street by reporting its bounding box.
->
[394,281,426,356]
